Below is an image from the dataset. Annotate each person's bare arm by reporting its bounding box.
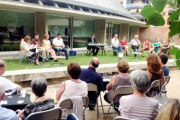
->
[17,85,22,91]
[161,71,165,84]
[146,70,152,79]
[107,75,115,91]
[56,82,65,100]
[42,40,46,48]
[18,109,24,118]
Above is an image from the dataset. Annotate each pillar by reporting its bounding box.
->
[130,26,139,40]
[123,0,127,8]
[35,12,48,40]
[119,24,129,41]
[95,20,106,43]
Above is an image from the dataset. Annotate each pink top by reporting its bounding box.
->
[120,40,127,45]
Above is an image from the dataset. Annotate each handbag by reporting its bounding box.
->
[69,51,76,56]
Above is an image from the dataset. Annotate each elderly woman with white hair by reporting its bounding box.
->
[118,70,159,120]
[19,77,54,120]
[129,35,141,57]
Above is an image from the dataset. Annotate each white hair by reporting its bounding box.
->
[0,82,5,98]
[135,35,138,38]
[131,70,150,93]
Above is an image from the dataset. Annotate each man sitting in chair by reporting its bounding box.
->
[87,34,99,56]
[111,34,123,54]
[53,34,69,60]
[130,35,141,57]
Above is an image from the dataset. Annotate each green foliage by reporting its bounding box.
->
[151,0,168,12]
[169,47,179,55]
[168,9,180,21]
[169,47,180,68]
[146,12,165,26]
[169,22,180,37]
[141,5,155,19]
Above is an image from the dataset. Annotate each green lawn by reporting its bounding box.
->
[5,51,173,71]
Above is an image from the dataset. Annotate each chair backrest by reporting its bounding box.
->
[162,76,170,88]
[114,116,135,120]
[66,113,79,120]
[115,85,134,96]
[59,96,89,109]
[87,83,98,95]
[145,80,160,94]
[25,107,62,120]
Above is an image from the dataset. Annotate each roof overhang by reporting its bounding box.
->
[0,0,148,27]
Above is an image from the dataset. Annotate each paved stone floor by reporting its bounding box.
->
[25,70,180,120]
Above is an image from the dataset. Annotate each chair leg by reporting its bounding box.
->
[112,102,115,118]
[97,100,99,119]
[100,95,105,118]
[105,105,111,120]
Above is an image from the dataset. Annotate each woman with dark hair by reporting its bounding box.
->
[19,77,54,120]
[146,54,165,95]
[104,60,131,104]
[20,35,40,65]
[56,63,87,103]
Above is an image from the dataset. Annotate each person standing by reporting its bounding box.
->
[79,57,104,110]
[53,34,69,60]
[0,83,18,120]
[111,34,123,53]
[130,35,141,57]
[87,34,99,56]
[31,33,49,62]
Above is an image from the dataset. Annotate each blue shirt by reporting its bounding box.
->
[79,67,104,95]
[162,66,169,76]
[0,104,18,120]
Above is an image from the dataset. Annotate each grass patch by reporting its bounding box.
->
[5,50,174,71]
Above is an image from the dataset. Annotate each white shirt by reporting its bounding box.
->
[0,76,18,91]
[53,37,64,49]
[130,39,141,46]
[111,38,119,47]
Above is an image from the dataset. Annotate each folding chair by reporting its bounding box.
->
[114,116,135,120]
[25,107,62,120]
[59,96,88,120]
[19,50,28,64]
[66,113,79,120]
[145,80,161,97]
[86,48,92,56]
[161,76,170,98]
[105,86,134,120]
[87,83,105,119]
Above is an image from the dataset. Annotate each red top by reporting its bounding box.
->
[120,40,127,45]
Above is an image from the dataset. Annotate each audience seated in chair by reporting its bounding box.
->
[53,34,69,60]
[42,34,57,61]
[104,60,131,104]
[32,33,50,62]
[18,77,54,120]
[111,34,123,55]
[141,38,151,56]
[159,54,169,76]
[130,35,141,57]
[149,38,161,54]
[0,60,22,93]
[157,38,172,56]
[0,82,18,120]
[20,36,40,65]
[79,57,104,110]
[56,63,87,118]
[119,70,159,120]
[156,99,180,120]
[87,34,99,56]
[146,54,165,96]
[120,36,129,56]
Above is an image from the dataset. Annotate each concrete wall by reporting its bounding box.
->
[95,20,106,43]
[119,24,129,41]
[35,12,48,41]
[130,26,139,40]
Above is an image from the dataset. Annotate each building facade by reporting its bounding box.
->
[0,0,146,52]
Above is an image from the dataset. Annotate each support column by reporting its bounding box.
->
[95,20,106,43]
[69,17,73,50]
[119,24,129,41]
[35,12,48,40]
[130,26,139,40]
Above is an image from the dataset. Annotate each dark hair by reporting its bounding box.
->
[57,34,62,36]
[117,60,129,73]
[91,59,99,68]
[67,63,81,79]
[34,33,39,36]
[160,54,168,64]
[91,34,95,36]
[31,77,47,97]
[0,60,6,68]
